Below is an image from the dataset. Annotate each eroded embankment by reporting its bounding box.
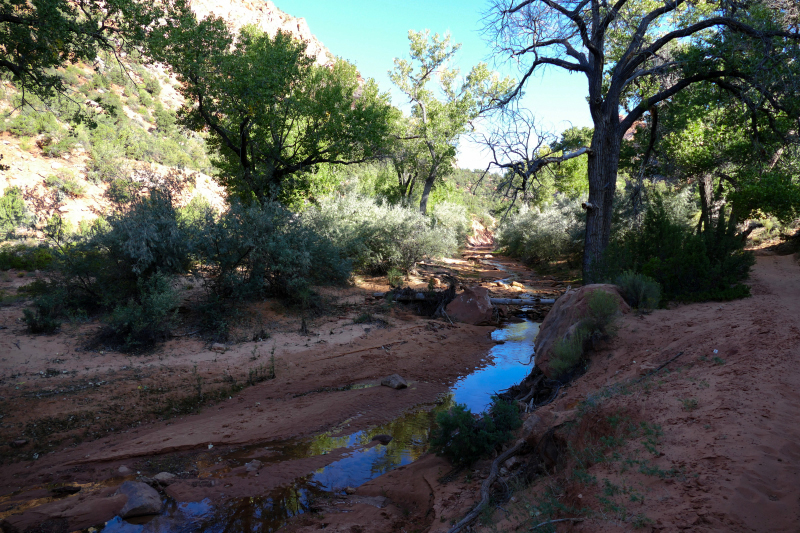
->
[471,253,800,533]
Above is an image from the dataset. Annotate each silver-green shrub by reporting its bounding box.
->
[496,195,585,265]
[304,194,458,273]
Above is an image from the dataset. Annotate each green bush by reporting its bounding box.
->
[430,396,521,467]
[106,273,179,349]
[496,196,585,266]
[22,292,62,334]
[0,187,33,237]
[0,243,54,270]
[196,200,350,304]
[304,194,457,274]
[432,201,471,244]
[44,172,86,198]
[615,271,661,312]
[549,290,620,379]
[601,198,754,301]
[549,325,590,379]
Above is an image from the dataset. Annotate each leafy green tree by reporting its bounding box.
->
[149,15,394,204]
[0,0,153,102]
[487,0,800,281]
[390,30,514,214]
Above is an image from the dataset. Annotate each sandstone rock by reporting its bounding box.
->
[118,465,132,476]
[371,434,393,445]
[10,439,28,448]
[344,486,357,495]
[533,284,630,378]
[380,374,408,390]
[117,481,162,518]
[245,460,262,472]
[211,343,226,353]
[153,472,176,485]
[445,286,495,325]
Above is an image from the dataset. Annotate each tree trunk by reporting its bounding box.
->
[419,172,436,215]
[697,174,714,233]
[582,121,621,283]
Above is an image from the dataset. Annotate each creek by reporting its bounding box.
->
[92,320,539,533]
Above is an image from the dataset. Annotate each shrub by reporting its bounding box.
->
[386,267,403,287]
[0,243,54,270]
[496,196,585,266]
[548,290,620,379]
[22,292,62,334]
[430,396,521,467]
[0,187,33,236]
[196,200,350,304]
[106,273,179,349]
[431,201,471,244]
[601,198,754,302]
[615,271,661,312]
[304,194,457,274]
[549,325,590,379]
[44,172,86,198]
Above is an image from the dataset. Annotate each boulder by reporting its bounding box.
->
[380,374,408,390]
[245,460,262,472]
[371,434,393,445]
[445,286,495,325]
[534,284,629,378]
[153,472,176,485]
[116,481,162,518]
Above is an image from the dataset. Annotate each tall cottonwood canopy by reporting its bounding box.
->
[0,0,152,102]
[149,14,394,204]
[487,0,800,281]
[390,30,514,214]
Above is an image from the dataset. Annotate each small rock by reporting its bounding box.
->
[504,456,522,470]
[512,281,526,289]
[211,343,226,353]
[153,472,176,485]
[10,439,28,448]
[344,487,356,495]
[118,465,132,475]
[117,481,162,518]
[371,434,393,445]
[245,460,262,472]
[381,374,408,390]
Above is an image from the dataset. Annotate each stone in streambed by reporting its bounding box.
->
[445,286,495,325]
[381,374,408,390]
[371,434,393,445]
[117,481,162,518]
[153,472,176,485]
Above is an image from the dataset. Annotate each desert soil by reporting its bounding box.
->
[2,248,797,533]
[0,249,568,532]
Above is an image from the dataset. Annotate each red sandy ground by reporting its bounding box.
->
[4,250,795,533]
[0,252,566,532]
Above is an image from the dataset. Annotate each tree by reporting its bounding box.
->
[0,0,152,102]
[390,30,514,214]
[478,109,591,213]
[149,14,394,204]
[487,0,800,281]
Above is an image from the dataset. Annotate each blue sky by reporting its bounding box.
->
[282,0,592,169]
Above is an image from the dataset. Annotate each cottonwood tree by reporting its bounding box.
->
[390,30,514,214]
[1,0,153,102]
[487,0,800,281]
[149,15,394,204]
[478,108,591,213]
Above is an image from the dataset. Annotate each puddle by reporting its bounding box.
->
[90,319,538,532]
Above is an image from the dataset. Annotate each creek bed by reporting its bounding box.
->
[92,319,539,533]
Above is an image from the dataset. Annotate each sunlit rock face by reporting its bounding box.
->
[187,0,332,65]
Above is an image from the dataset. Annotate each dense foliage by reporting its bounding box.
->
[430,396,521,466]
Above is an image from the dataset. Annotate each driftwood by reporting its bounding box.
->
[446,439,525,533]
[389,275,457,317]
[490,298,556,305]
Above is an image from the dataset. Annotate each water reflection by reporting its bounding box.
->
[451,320,538,411]
[94,320,539,532]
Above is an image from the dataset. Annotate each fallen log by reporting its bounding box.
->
[489,298,556,305]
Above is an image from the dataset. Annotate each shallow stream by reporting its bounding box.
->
[93,320,539,533]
